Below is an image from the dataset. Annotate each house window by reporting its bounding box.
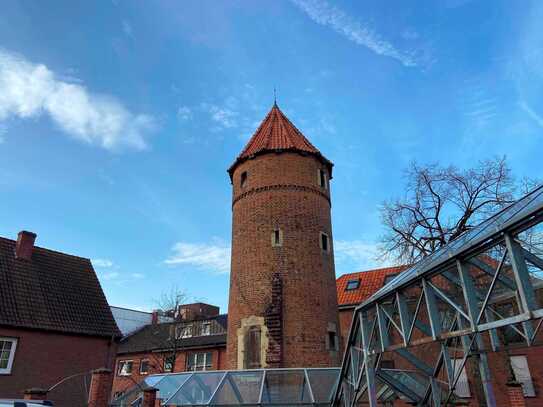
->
[244,326,262,369]
[187,352,213,371]
[318,169,328,189]
[0,337,17,375]
[345,279,360,291]
[117,360,133,376]
[320,232,330,252]
[510,355,536,397]
[139,359,149,375]
[271,229,283,247]
[164,355,175,373]
[240,171,248,188]
[452,359,471,398]
[113,391,124,400]
[176,324,193,339]
[201,322,211,336]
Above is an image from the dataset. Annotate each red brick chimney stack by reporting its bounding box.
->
[15,230,37,260]
[151,310,159,325]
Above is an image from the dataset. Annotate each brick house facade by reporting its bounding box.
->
[111,310,228,398]
[0,231,120,407]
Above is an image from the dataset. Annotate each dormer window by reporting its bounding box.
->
[240,171,248,188]
[318,169,328,189]
[345,279,360,291]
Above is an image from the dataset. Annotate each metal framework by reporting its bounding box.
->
[333,186,543,407]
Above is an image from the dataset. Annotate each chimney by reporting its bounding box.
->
[151,310,160,325]
[15,231,36,260]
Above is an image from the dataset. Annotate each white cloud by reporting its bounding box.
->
[92,258,114,268]
[177,106,193,121]
[201,102,238,129]
[131,273,145,279]
[101,271,120,281]
[290,0,417,67]
[334,239,386,271]
[0,49,155,150]
[164,240,231,274]
[520,100,543,128]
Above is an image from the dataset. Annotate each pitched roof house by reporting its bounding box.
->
[336,265,409,346]
[0,231,120,406]
[111,309,227,398]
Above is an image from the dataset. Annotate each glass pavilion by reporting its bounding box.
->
[111,368,340,407]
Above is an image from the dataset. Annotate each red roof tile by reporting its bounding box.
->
[336,265,409,307]
[228,104,333,177]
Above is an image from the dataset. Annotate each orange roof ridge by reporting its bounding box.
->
[228,104,332,178]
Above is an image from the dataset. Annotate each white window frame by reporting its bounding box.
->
[164,355,175,372]
[117,360,133,376]
[187,352,213,371]
[201,322,211,336]
[452,358,470,398]
[139,359,149,375]
[0,337,18,375]
[176,324,193,339]
[510,355,536,397]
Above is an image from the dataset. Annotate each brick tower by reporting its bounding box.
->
[226,103,341,369]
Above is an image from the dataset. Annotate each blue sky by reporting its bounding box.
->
[1,0,542,312]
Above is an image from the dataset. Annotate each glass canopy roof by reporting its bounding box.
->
[364,184,543,305]
[111,368,340,407]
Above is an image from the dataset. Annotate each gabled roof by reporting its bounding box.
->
[0,236,120,338]
[228,104,333,178]
[336,266,409,307]
[118,314,228,354]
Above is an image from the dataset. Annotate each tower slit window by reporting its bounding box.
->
[320,232,330,252]
[318,169,328,189]
[240,171,248,188]
[272,228,283,247]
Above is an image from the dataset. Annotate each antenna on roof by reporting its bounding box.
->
[273,87,277,106]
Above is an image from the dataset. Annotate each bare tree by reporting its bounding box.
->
[380,157,518,264]
[145,285,189,373]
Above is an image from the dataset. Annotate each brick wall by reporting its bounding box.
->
[227,152,341,369]
[111,346,227,397]
[0,326,116,407]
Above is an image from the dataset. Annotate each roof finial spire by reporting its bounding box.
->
[273,87,277,106]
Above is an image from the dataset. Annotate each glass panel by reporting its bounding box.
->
[144,374,167,388]
[210,371,264,405]
[306,368,340,403]
[166,371,225,405]
[157,373,193,401]
[261,370,312,405]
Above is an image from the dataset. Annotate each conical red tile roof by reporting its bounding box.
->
[228,104,333,177]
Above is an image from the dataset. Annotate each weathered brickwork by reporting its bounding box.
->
[227,151,341,368]
[264,274,283,366]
